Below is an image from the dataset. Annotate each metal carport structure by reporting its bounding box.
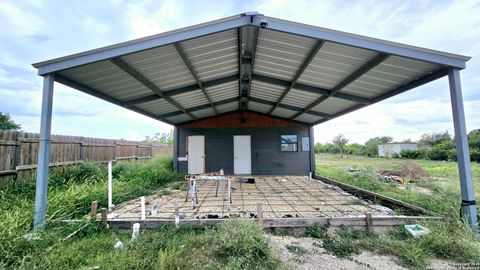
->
[32,12,477,230]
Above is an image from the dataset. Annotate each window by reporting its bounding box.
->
[280,135,298,152]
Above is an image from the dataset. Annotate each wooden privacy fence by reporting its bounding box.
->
[0,130,173,186]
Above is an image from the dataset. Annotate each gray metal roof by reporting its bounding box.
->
[33,12,470,126]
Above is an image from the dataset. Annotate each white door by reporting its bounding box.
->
[188,136,205,174]
[234,135,251,175]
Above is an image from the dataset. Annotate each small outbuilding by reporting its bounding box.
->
[31,12,477,229]
[378,143,418,158]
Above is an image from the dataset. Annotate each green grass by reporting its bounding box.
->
[316,153,480,214]
[0,156,184,269]
[286,244,308,256]
[306,225,377,258]
[314,153,480,268]
[17,220,279,270]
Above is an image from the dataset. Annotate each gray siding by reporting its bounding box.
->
[176,127,312,175]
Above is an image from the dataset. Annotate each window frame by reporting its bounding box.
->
[279,134,298,152]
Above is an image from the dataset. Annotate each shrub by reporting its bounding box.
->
[399,149,424,159]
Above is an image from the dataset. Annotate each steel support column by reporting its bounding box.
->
[173,127,179,172]
[448,68,478,231]
[33,74,55,229]
[309,126,315,175]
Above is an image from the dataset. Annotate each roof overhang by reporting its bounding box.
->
[32,12,471,126]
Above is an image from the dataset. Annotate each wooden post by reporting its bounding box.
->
[140,196,146,220]
[365,213,373,233]
[257,203,263,219]
[101,208,108,228]
[90,201,98,220]
[13,132,21,181]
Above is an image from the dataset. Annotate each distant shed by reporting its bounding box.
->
[378,143,418,157]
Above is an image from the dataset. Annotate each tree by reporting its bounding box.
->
[145,129,174,144]
[364,136,393,156]
[0,112,21,130]
[418,131,452,147]
[332,134,349,158]
[468,129,480,162]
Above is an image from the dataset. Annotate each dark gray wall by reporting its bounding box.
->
[175,127,312,175]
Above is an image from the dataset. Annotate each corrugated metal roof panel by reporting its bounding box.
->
[205,81,238,102]
[216,101,239,114]
[171,90,209,109]
[311,97,358,115]
[135,99,178,115]
[295,113,323,123]
[340,55,442,98]
[298,42,378,89]
[191,107,216,118]
[249,80,286,101]
[166,114,192,124]
[271,107,297,118]
[121,45,196,91]
[59,60,152,101]
[254,29,317,81]
[180,29,238,81]
[282,89,322,108]
[248,101,272,113]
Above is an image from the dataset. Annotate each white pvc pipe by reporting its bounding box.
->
[227,179,231,208]
[309,172,312,181]
[108,161,113,210]
[140,196,146,220]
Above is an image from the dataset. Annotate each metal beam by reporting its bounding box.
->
[238,26,259,110]
[110,58,197,121]
[310,68,449,126]
[267,40,325,115]
[251,74,371,104]
[34,14,252,75]
[249,96,332,118]
[34,74,54,229]
[123,74,239,106]
[55,75,175,125]
[290,53,388,120]
[158,97,240,118]
[174,43,218,115]
[448,68,478,231]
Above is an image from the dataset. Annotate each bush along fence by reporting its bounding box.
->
[0,130,172,186]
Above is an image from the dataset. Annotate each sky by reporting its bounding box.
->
[0,0,479,144]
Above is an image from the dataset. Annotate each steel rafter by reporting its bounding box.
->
[110,57,197,121]
[267,40,325,115]
[290,53,389,120]
[174,42,218,115]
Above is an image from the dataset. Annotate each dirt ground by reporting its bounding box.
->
[268,235,453,270]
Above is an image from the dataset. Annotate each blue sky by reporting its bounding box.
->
[0,0,479,143]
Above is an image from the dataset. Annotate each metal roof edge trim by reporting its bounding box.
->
[262,16,471,69]
[32,14,253,75]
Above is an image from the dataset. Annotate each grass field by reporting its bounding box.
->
[314,153,480,268]
[316,153,480,214]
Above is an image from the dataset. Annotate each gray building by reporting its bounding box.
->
[378,143,418,158]
[174,111,314,175]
